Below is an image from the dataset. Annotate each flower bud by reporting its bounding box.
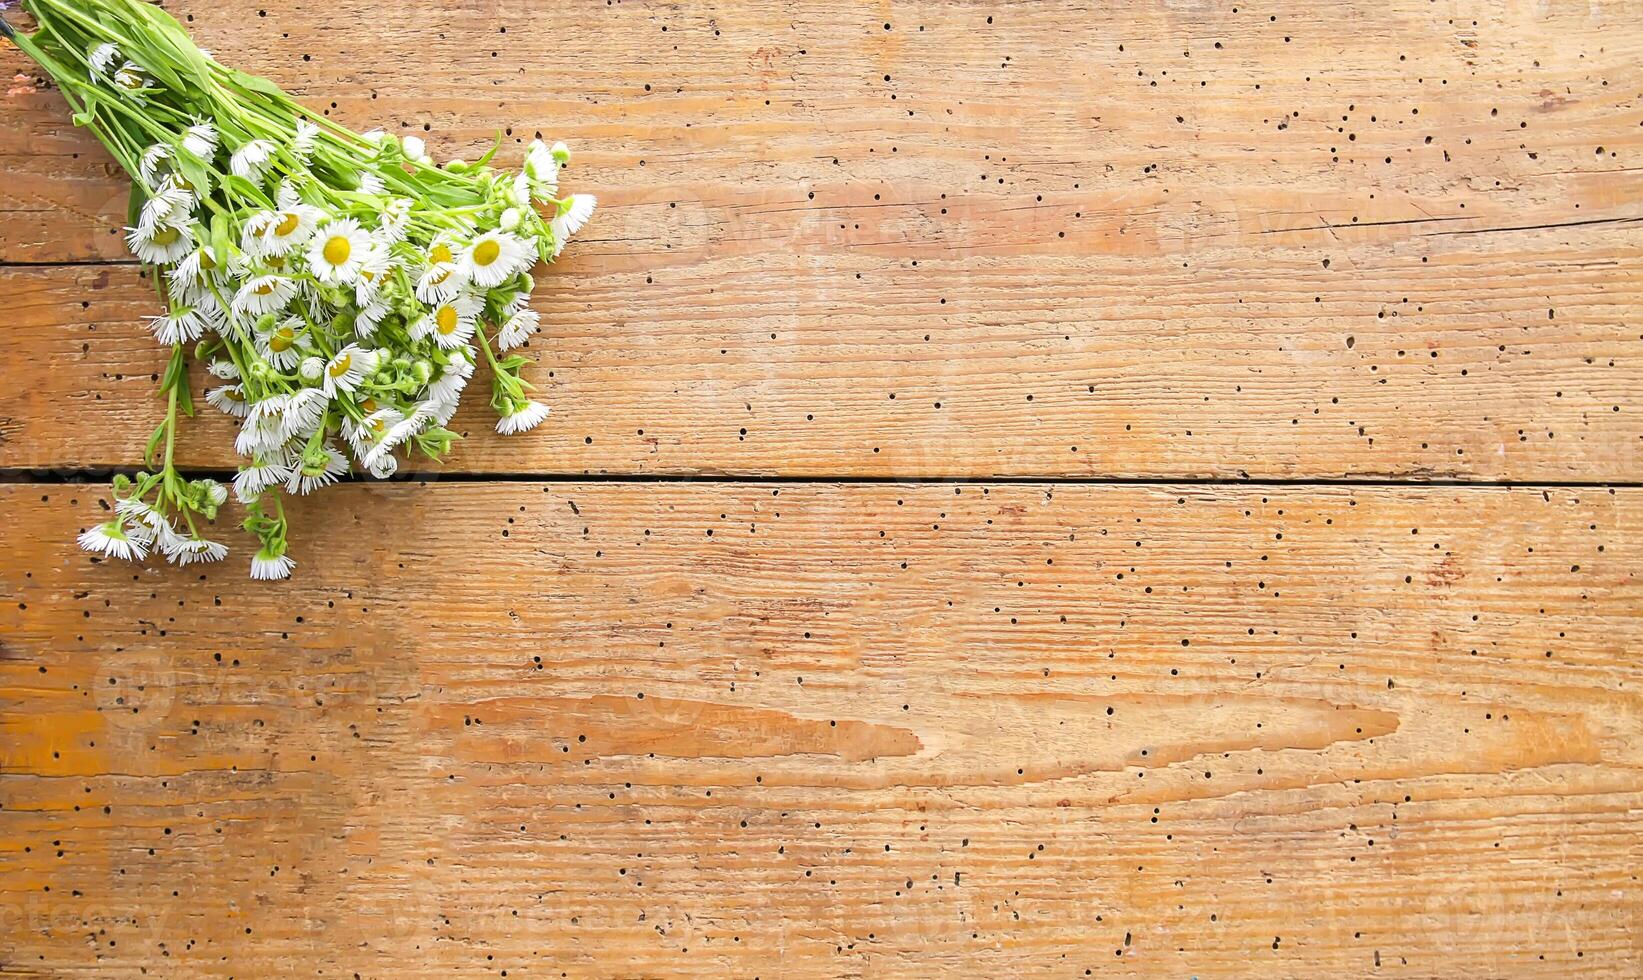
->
[500,207,522,231]
[550,141,570,164]
[402,135,426,160]
[299,356,324,382]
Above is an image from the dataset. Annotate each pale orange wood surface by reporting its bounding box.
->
[3,0,1642,478]
[3,0,1642,976]
[3,482,1641,975]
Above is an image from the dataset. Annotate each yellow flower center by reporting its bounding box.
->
[436,305,459,335]
[270,328,295,352]
[370,418,387,435]
[322,235,352,266]
[199,250,217,271]
[253,282,274,296]
[225,388,244,402]
[328,354,352,378]
[430,243,454,265]
[152,227,181,246]
[265,255,285,270]
[361,398,379,413]
[472,239,501,267]
[429,269,452,286]
[273,212,301,237]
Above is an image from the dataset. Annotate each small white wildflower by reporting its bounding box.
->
[496,400,550,435]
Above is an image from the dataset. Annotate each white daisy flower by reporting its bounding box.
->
[524,139,560,199]
[169,537,229,566]
[415,238,467,303]
[352,242,392,304]
[242,204,320,257]
[285,445,348,495]
[410,293,482,349]
[168,245,220,295]
[200,479,230,507]
[363,407,430,468]
[284,387,330,434]
[234,458,293,503]
[293,119,320,160]
[126,222,194,264]
[496,308,540,351]
[354,297,391,338]
[357,171,387,195]
[138,184,194,233]
[421,394,459,426]
[237,395,293,455]
[377,198,413,243]
[307,218,370,284]
[138,143,173,185]
[89,43,122,79]
[424,356,472,404]
[147,307,212,345]
[255,317,306,370]
[496,399,550,435]
[206,384,251,418]
[460,230,534,288]
[347,406,404,459]
[401,135,426,160]
[250,548,296,581]
[229,139,278,184]
[366,451,399,479]
[549,194,596,257]
[233,274,298,317]
[181,122,218,160]
[77,521,147,561]
[206,359,240,381]
[112,61,150,96]
[322,344,379,396]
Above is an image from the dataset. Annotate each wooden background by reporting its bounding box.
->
[2,0,1640,976]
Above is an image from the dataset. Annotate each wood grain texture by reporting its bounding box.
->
[2,482,1641,976]
[4,0,1643,479]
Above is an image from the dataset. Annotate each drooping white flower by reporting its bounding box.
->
[112,61,150,96]
[285,445,348,495]
[410,293,482,349]
[89,43,122,80]
[322,344,379,397]
[352,242,392,304]
[346,406,405,460]
[424,353,473,404]
[201,479,230,507]
[523,139,560,199]
[549,194,596,256]
[366,451,399,479]
[496,308,540,351]
[168,245,220,296]
[206,359,240,381]
[354,297,391,338]
[496,400,550,435]
[233,274,298,317]
[181,121,218,160]
[298,356,325,383]
[293,119,320,160]
[138,143,173,185]
[234,457,293,503]
[307,218,371,284]
[229,139,278,184]
[77,521,147,561]
[169,537,229,566]
[147,307,212,345]
[250,548,296,581]
[357,171,387,195]
[206,384,251,418]
[125,221,194,264]
[460,230,534,288]
[284,387,330,434]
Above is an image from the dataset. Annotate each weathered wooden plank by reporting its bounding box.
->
[3,1,1642,479]
[2,482,1640,975]
[5,235,1642,479]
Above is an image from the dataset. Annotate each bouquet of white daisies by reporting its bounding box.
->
[3,0,594,579]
